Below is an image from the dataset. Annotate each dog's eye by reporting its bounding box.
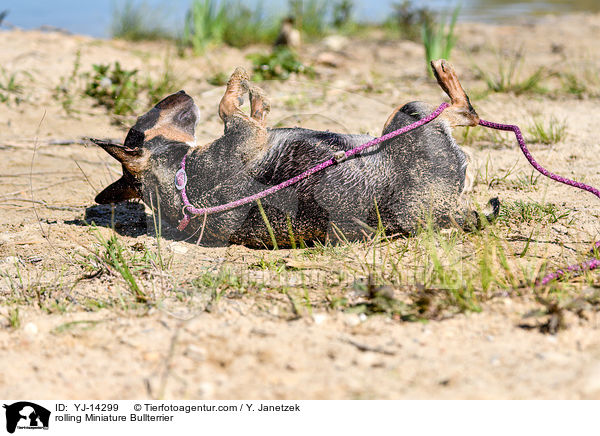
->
[174,109,196,129]
[124,128,145,149]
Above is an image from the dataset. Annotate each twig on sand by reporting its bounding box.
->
[340,337,396,355]
[0,177,81,200]
[157,322,183,399]
[0,197,84,211]
[0,171,78,178]
[73,159,97,192]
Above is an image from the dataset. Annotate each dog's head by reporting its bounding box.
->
[93,90,200,204]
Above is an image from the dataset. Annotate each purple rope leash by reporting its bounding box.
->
[176,102,450,231]
[478,119,600,286]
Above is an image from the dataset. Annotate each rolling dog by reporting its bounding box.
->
[91,59,498,248]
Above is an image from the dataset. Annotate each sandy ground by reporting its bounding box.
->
[1,14,600,399]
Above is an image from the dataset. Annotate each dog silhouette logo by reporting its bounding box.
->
[3,402,50,433]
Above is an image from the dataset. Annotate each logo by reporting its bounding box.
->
[3,402,50,434]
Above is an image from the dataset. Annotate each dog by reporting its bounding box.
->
[91,59,498,248]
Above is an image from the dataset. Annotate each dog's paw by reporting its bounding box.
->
[483,197,500,223]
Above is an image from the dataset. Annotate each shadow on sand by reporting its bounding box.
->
[65,202,149,238]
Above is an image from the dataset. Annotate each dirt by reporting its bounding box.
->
[1,14,600,399]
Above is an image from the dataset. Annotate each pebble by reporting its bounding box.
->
[23,322,38,336]
[184,345,206,362]
[198,382,214,397]
[344,314,361,327]
[354,352,381,368]
[322,35,348,51]
[316,52,340,68]
[170,243,188,254]
[312,313,327,325]
[142,351,161,362]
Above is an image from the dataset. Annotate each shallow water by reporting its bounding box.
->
[1,0,599,38]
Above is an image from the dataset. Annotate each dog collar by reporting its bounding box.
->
[175,153,193,231]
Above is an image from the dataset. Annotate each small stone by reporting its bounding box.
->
[355,352,380,367]
[170,243,188,254]
[316,52,340,68]
[142,351,161,362]
[184,345,206,362]
[198,382,214,397]
[345,314,361,327]
[23,322,38,336]
[322,35,349,51]
[312,313,327,325]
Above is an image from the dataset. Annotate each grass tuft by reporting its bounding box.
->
[498,200,572,225]
[181,0,227,54]
[110,0,173,41]
[256,199,279,250]
[5,307,21,329]
[385,0,434,41]
[422,6,460,75]
[84,62,141,115]
[248,47,315,81]
[473,49,547,95]
[83,60,179,115]
[93,230,147,302]
[221,1,279,48]
[0,67,24,105]
[181,0,280,53]
[289,0,329,40]
[527,116,567,145]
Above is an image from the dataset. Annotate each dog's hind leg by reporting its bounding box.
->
[382,60,477,132]
[218,67,250,123]
[249,84,271,126]
[431,59,479,127]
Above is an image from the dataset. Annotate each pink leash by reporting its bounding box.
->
[175,102,600,286]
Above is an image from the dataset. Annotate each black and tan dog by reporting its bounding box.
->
[92,60,498,248]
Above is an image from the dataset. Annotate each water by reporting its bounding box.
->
[1,0,599,38]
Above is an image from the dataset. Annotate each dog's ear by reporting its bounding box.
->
[95,165,141,204]
[91,138,148,174]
